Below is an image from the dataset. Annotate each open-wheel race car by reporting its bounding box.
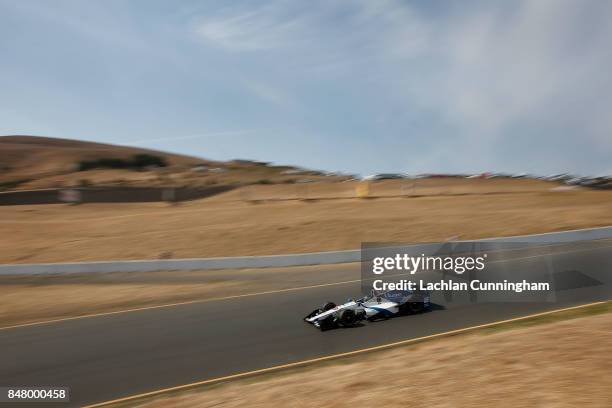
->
[304,289,431,331]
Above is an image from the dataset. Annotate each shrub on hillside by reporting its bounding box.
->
[131,154,167,168]
[78,154,167,171]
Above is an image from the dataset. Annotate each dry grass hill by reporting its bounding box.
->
[0,135,341,190]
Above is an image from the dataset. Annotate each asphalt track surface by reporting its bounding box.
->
[1,242,611,407]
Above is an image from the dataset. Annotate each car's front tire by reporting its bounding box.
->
[318,315,335,331]
[322,302,336,311]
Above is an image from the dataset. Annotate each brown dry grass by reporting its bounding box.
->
[132,306,612,408]
[0,179,610,263]
[217,177,555,201]
[0,135,208,185]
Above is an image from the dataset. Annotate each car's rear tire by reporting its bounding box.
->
[408,302,424,314]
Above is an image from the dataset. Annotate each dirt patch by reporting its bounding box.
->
[131,306,612,408]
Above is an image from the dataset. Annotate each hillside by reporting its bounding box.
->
[0,135,338,190]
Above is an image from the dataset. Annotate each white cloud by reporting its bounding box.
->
[361,0,612,172]
[3,0,609,175]
[242,80,293,106]
[126,130,255,145]
[193,3,310,51]
[189,0,612,173]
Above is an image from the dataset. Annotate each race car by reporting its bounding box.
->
[304,289,431,331]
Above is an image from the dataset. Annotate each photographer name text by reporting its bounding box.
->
[372,279,550,293]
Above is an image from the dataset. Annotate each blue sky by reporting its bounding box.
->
[1,0,611,176]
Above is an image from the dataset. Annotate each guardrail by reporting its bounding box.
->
[0,226,610,275]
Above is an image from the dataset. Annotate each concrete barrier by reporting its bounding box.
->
[0,226,610,275]
[0,186,234,205]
